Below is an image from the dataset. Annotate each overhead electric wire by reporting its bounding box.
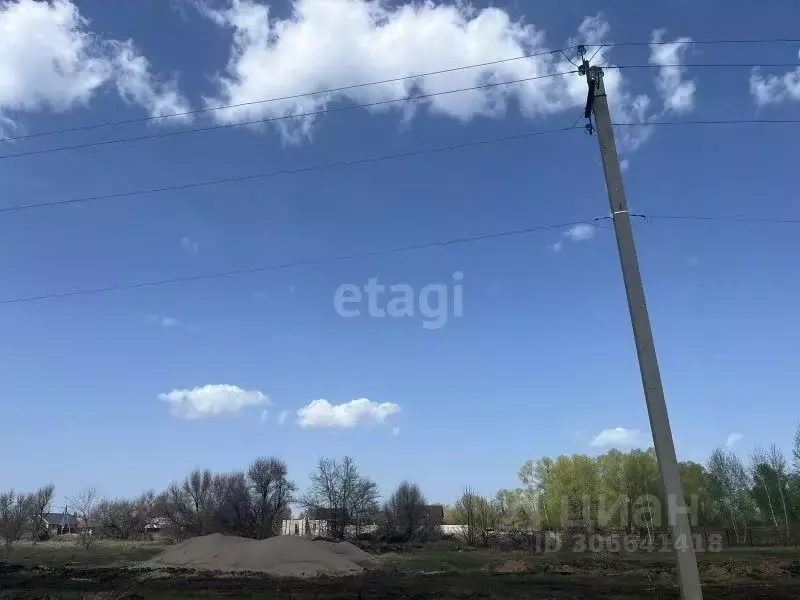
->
[0,220,590,305]
[615,118,800,128]
[0,70,579,161]
[3,212,799,306]
[646,214,800,225]
[602,63,799,70]
[0,125,582,214]
[1,118,798,215]
[2,62,797,162]
[2,37,797,143]
[607,38,800,48]
[0,46,583,143]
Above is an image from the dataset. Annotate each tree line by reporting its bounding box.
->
[447,426,800,544]
[3,426,798,551]
[0,456,438,552]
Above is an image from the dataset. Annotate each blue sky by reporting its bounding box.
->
[1,0,798,508]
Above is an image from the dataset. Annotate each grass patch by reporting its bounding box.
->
[2,539,164,568]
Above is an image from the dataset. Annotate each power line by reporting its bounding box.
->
[616,118,800,127]
[1,118,798,216]
[0,70,578,161]
[2,37,796,143]
[2,62,796,162]
[603,63,799,70]
[0,125,581,214]
[609,38,800,48]
[0,46,581,143]
[0,220,589,305]
[647,214,800,225]
[3,212,798,306]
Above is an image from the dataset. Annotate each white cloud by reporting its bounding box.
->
[392,426,400,436]
[160,384,269,419]
[199,1,652,146]
[180,236,200,255]
[726,433,743,448]
[550,223,594,252]
[260,409,269,422]
[564,223,595,242]
[620,158,630,172]
[0,0,189,132]
[650,30,696,114]
[591,427,646,448]
[278,409,289,425]
[749,53,800,106]
[297,397,400,428]
[147,314,181,328]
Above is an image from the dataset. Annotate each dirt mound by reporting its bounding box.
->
[490,560,529,573]
[144,533,373,578]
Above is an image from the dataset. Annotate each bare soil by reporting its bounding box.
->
[2,541,799,599]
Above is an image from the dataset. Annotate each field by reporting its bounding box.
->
[2,538,799,599]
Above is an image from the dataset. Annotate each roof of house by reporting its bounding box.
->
[43,512,79,526]
[425,504,445,520]
[309,508,336,521]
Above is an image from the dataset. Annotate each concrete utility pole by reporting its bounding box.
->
[577,47,703,600]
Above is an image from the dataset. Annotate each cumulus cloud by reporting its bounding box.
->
[749,53,800,106]
[564,223,596,241]
[650,30,696,114]
[180,236,200,255]
[160,384,269,419]
[549,223,595,252]
[198,1,656,147]
[147,314,181,327]
[0,0,189,132]
[726,433,743,448]
[591,427,646,448]
[297,397,400,428]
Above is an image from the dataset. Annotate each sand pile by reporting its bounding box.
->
[144,534,374,578]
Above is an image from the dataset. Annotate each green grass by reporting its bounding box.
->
[2,539,799,600]
[3,539,164,568]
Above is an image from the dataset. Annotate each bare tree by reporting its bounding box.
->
[67,488,98,549]
[455,487,480,546]
[95,492,155,539]
[247,457,295,539]
[211,471,252,537]
[0,491,31,554]
[299,457,379,539]
[387,481,427,540]
[181,469,213,535]
[29,484,55,543]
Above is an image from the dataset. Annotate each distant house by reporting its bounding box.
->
[144,517,170,534]
[42,512,79,535]
[282,508,337,537]
[424,504,445,526]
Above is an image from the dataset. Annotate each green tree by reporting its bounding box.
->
[707,449,755,542]
[519,458,553,527]
[679,461,716,526]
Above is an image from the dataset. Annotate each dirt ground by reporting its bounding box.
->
[2,540,799,599]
